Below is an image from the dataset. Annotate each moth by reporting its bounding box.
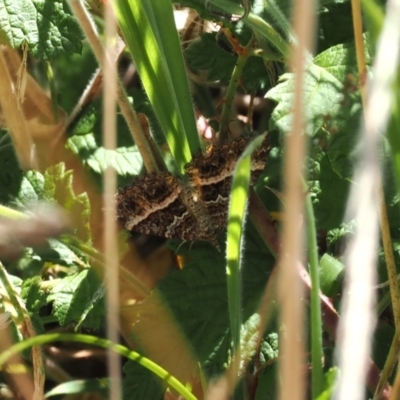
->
[116,135,270,247]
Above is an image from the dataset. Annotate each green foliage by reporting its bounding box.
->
[122,361,164,400]
[315,368,339,400]
[267,41,367,137]
[319,254,344,297]
[53,43,97,113]
[186,32,271,92]
[65,89,167,186]
[0,0,398,398]
[10,163,91,244]
[0,131,23,205]
[0,0,83,59]
[47,268,104,330]
[186,32,238,82]
[45,378,109,398]
[160,233,274,378]
[21,276,47,313]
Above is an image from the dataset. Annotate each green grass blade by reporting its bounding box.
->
[226,134,266,355]
[0,333,197,400]
[114,0,199,173]
[304,184,324,398]
[0,205,28,219]
[145,1,201,156]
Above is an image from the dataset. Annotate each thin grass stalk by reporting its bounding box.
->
[333,0,400,397]
[374,327,400,399]
[277,0,316,396]
[379,192,400,328]
[304,186,324,397]
[0,303,34,400]
[0,261,44,399]
[353,1,400,396]
[352,0,368,101]
[67,0,158,173]
[357,0,400,393]
[354,0,400,330]
[389,355,400,400]
[103,2,121,399]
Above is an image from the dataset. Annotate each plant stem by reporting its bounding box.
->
[218,40,252,142]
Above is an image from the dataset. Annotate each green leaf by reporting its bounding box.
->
[0,0,83,60]
[52,43,97,113]
[253,332,280,399]
[254,363,278,400]
[240,313,262,363]
[21,276,47,312]
[315,368,339,400]
[12,238,84,279]
[68,134,142,179]
[15,170,45,205]
[20,276,47,333]
[371,322,395,370]
[45,378,109,397]
[326,220,357,249]
[69,104,98,136]
[242,56,272,92]
[10,163,91,245]
[186,32,237,83]
[43,163,91,244]
[312,154,350,231]
[260,332,279,362]
[158,237,274,378]
[47,268,104,329]
[67,96,148,184]
[317,3,359,53]
[123,361,164,400]
[0,131,23,205]
[185,32,271,93]
[319,254,344,297]
[326,101,363,180]
[266,41,367,137]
